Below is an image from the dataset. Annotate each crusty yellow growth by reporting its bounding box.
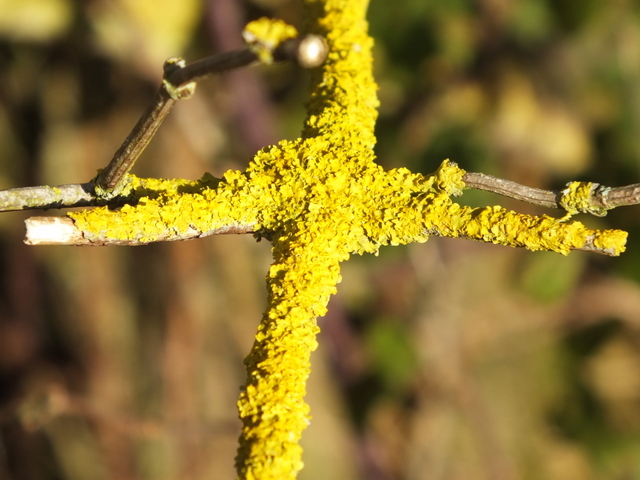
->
[70,173,264,242]
[559,181,609,217]
[66,1,629,479]
[243,18,298,64]
[428,202,626,255]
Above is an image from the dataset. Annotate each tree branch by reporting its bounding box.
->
[0,183,100,211]
[463,172,640,214]
[94,32,327,198]
[462,172,558,208]
[24,216,255,246]
[0,29,328,214]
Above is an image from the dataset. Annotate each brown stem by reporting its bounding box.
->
[93,86,177,195]
[463,172,640,212]
[462,172,558,208]
[593,183,640,209]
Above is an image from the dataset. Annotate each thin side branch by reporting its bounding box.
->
[463,172,640,213]
[462,172,558,208]
[0,183,99,212]
[166,36,326,88]
[93,34,327,197]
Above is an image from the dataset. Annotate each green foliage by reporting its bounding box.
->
[518,251,584,303]
[365,319,418,393]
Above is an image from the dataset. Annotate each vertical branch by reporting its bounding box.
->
[302,0,377,154]
[235,237,342,480]
[234,2,376,478]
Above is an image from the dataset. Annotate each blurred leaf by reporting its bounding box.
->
[0,0,72,41]
[546,0,600,31]
[508,0,556,45]
[491,71,593,176]
[89,0,203,67]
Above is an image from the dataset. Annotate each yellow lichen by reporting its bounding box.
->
[63,1,629,479]
[559,181,609,218]
[70,173,264,243]
[243,18,298,64]
[51,186,63,201]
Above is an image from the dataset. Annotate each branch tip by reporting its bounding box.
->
[25,217,88,246]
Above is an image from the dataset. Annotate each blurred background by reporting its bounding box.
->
[1,0,640,479]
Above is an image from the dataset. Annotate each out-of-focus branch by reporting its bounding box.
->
[0,29,327,213]
[94,32,327,197]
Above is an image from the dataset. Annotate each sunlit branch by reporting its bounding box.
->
[4,172,640,215]
[94,34,327,197]
[24,216,255,246]
[463,172,640,215]
[0,183,99,212]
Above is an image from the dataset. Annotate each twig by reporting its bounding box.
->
[592,183,640,209]
[92,59,189,197]
[4,170,640,219]
[462,173,557,208]
[0,183,99,212]
[463,172,640,214]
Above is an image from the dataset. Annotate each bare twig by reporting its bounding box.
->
[463,172,640,214]
[92,59,189,197]
[592,183,640,209]
[0,183,99,212]
[462,172,558,208]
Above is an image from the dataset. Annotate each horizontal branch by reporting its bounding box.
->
[24,216,255,246]
[0,183,100,211]
[6,172,639,215]
[462,173,557,208]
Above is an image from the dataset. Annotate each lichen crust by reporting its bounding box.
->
[63,2,629,479]
[243,18,299,64]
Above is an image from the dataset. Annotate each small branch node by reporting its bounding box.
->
[162,57,197,100]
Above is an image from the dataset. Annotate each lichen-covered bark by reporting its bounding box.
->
[63,2,627,479]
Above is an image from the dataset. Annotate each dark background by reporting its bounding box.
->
[1,0,640,479]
